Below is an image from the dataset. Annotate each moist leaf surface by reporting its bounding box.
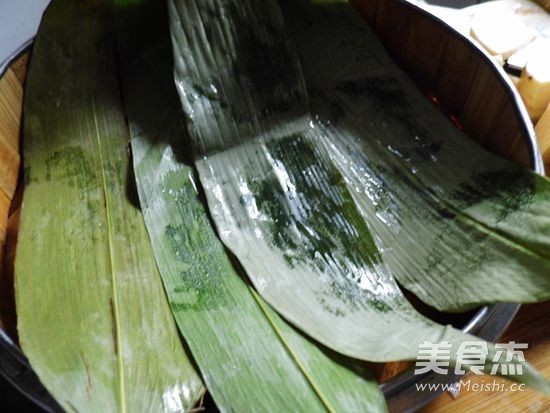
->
[16,1,203,411]
[169,0,550,393]
[115,1,387,411]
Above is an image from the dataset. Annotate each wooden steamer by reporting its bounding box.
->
[351,0,544,172]
[0,1,547,412]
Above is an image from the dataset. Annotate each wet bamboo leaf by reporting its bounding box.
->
[169,0,550,394]
[114,1,387,411]
[15,1,203,411]
[281,0,550,312]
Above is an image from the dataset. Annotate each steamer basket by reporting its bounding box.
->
[0,1,544,412]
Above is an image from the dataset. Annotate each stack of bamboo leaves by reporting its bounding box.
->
[13,0,550,411]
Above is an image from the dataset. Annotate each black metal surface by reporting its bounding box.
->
[0,375,43,413]
[382,305,521,412]
[0,331,60,412]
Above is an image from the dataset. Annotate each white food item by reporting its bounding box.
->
[470,9,537,58]
[463,0,550,37]
[508,38,550,71]
[518,54,550,121]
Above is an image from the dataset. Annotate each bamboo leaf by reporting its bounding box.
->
[169,0,550,393]
[280,0,550,312]
[15,1,203,411]
[114,1,387,411]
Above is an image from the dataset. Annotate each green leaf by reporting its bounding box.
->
[114,1,387,411]
[168,0,550,394]
[280,0,550,313]
[15,1,203,411]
